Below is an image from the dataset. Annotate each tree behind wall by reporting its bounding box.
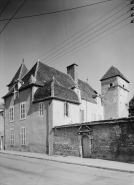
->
[129,96,134,117]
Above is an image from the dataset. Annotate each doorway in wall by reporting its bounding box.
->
[82,135,91,158]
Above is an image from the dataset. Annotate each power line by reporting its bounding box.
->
[0,0,129,85]
[18,0,128,68]
[0,19,131,90]
[0,0,10,16]
[37,4,129,63]
[0,0,112,22]
[41,11,130,64]
[0,0,28,34]
[48,22,130,67]
[43,16,130,65]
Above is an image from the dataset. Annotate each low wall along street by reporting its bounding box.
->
[53,117,134,163]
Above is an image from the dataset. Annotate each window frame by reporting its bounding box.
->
[64,101,69,117]
[20,102,26,120]
[20,127,26,146]
[10,128,15,146]
[9,106,14,122]
[39,102,44,116]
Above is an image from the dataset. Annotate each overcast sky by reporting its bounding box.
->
[0,0,134,103]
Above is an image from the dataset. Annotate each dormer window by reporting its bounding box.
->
[13,84,19,100]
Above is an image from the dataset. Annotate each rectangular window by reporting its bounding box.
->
[10,128,15,146]
[39,102,44,116]
[20,102,26,120]
[91,113,96,121]
[9,106,14,122]
[64,102,69,117]
[20,127,26,145]
[81,110,84,122]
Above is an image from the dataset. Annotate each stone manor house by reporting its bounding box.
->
[2,61,129,155]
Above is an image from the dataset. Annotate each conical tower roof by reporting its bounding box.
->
[100,66,129,83]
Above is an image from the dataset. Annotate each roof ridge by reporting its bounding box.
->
[39,61,75,83]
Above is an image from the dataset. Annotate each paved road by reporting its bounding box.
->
[0,153,133,185]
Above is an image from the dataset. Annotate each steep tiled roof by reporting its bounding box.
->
[34,80,52,101]
[54,81,79,102]
[100,66,129,83]
[20,61,75,89]
[78,79,97,104]
[20,62,38,89]
[34,80,79,103]
[7,62,28,88]
[4,61,98,104]
[36,62,75,88]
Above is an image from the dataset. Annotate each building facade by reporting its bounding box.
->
[3,61,103,154]
[0,104,4,150]
[3,62,129,154]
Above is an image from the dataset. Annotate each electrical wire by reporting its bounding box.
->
[41,12,130,64]
[0,18,131,89]
[43,16,130,65]
[37,4,130,63]
[0,1,130,86]
[0,0,129,85]
[48,22,130,67]
[0,0,10,16]
[0,0,112,22]
[17,0,128,68]
[0,0,28,34]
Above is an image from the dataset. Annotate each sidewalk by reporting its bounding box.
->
[0,150,134,173]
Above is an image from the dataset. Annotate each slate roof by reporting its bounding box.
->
[100,66,129,83]
[78,79,97,104]
[34,79,79,103]
[7,62,28,88]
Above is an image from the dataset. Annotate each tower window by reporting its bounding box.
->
[123,85,124,88]
[110,83,113,87]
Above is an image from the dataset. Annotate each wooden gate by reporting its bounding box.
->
[82,135,90,158]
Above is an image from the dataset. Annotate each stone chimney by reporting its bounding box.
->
[67,63,78,86]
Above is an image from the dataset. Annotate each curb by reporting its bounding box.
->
[1,151,134,174]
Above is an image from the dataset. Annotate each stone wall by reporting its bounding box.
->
[53,126,80,156]
[53,117,134,163]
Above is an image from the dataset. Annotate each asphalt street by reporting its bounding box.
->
[0,153,134,185]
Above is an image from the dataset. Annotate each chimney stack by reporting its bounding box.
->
[67,63,78,86]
